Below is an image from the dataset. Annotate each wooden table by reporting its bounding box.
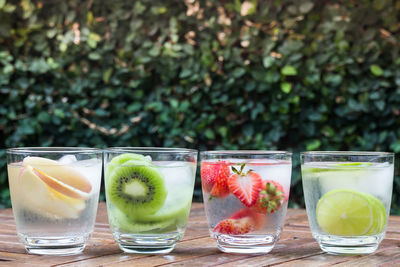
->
[0,203,399,266]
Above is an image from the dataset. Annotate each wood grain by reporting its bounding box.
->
[0,202,399,266]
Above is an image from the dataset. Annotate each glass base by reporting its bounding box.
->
[113,232,183,254]
[315,233,384,255]
[19,233,90,256]
[214,233,277,254]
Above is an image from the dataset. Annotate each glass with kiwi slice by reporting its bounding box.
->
[104,147,197,254]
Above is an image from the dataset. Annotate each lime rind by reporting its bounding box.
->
[336,162,372,166]
[316,189,386,236]
[302,163,373,175]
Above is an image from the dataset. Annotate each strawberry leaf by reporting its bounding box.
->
[240,163,245,174]
[231,166,239,174]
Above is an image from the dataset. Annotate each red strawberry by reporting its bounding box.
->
[252,180,286,214]
[227,164,262,207]
[201,161,230,198]
[213,217,253,235]
[231,208,265,230]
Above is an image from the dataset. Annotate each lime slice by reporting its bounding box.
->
[302,163,372,175]
[316,189,375,236]
[362,193,387,235]
[336,162,372,166]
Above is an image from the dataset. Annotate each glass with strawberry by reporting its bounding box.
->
[200,151,292,254]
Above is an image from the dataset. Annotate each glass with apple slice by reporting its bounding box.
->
[200,150,292,254]
[6,147,102,255]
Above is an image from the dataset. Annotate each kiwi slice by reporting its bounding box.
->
[109,207,175,233]
[134,187,192,223]
[107,162,167,216]
[106,153,152,180]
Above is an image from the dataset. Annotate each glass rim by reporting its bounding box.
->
[6,147,102,154]
[105,147,197,154]
[300,151,394,156]
[200,150,292,155]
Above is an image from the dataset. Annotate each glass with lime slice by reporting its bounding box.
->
[301,151,394,255]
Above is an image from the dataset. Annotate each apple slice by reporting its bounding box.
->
[32,168,90,200]
[15,166,86,219]
[23,156,92,194]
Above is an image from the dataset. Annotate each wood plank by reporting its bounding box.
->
[148,237,319,266]
[114,231,317,266]
[0,203,399,266]
[9,243,122,266]
[57,237,217,267]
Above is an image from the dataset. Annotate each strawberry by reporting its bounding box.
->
[213,217,253,235]
[231,208,265,230]
[252,180,286,214]
[201,161,230,198]
[227,164,262,207]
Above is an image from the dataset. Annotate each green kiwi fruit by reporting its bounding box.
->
[175,202,191,228]
[106,153,151,181]
[109,207,175,233]
[134,187,192,223]
[107,162,167,216]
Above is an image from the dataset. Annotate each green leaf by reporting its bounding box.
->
[263,56,274,68]
[59,43,67,52]
[306,140,321,150]
[370,64,383,76]
[299,2,314,13]
[204,129,215,139]
[179,69,192,79]
[88,52,101,60]
[218,126,228,138]
[281,65,297,76]
[170,99,179,109]
[103,68,113,83]
[391,140,400,153]
[3,64,14,74]
[232,67,246,78]
[38,111,51,123]
[54,109,65,118]
[281,82,292,93]
[3,4,16,12]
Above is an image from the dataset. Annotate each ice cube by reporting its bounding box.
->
[69,159,102,193]
[70,158,100,167]
[58,155,77,164]
[318,165,394,200]
[160,162,196,189]
[254,164,292,193]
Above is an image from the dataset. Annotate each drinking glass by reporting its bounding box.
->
[6,147,102,255]
[301,151,394,255]
[104,147,197,254]
[200,151,292,254]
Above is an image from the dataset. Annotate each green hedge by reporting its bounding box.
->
[1,0,400,212]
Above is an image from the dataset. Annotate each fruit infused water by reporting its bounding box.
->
[301,151,394,255]
[104,148,197,254]
[6,148,102,255]
[201,151,292,254]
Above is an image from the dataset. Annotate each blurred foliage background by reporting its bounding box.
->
[0,0,400,212]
